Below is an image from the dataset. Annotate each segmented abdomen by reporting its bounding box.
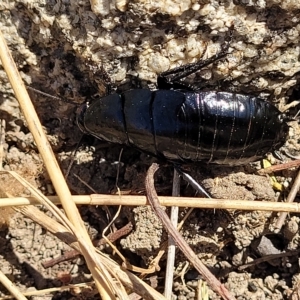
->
[82,89,288,166]
[156,91,288,165]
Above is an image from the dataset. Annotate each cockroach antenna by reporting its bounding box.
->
[26,86,79,106]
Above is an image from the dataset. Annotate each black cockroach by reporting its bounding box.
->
[77,46,289,167]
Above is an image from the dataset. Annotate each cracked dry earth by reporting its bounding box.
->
[1,0,300,299]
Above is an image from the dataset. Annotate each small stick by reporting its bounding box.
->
[145,163,236,300]
[42,222,133,268]
[0,119,5,170]
[238,250,300,271]
[42,249,81,269]
[257,159,300,175]
[164,168,180,299]
[274,169,300,232]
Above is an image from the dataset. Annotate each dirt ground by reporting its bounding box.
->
[1,1,300,299]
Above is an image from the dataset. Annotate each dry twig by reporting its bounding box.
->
[257,160,300,175]
[42,222,133,268]
[0,119,5,171]
[274,169,300,231]
[238,250,300,271]
[145,163,236,300]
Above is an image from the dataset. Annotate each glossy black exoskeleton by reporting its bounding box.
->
[77,45,289,166]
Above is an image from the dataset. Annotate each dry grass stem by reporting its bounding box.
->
[3,170,128,299]
[0,29,122,299]
[0,270,27,300]
[15,205,167,300]
[0,282,95,299]
[164,169,180,299]
[1,194,300,212]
